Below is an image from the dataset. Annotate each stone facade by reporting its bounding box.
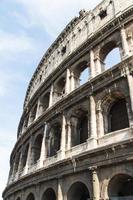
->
[2,0,133,199]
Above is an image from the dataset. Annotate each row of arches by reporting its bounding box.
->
[13,94,130,176]
[20,35,124,137]
[15,174,133,200]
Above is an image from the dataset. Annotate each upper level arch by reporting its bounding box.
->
[46,121,62,157]
[32,134,43,164]
[21,143,29,169]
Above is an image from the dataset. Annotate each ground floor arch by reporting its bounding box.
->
[67,181,90,200]
[42,188,56,200]
[26,193,35,200]
[108,174,133,199]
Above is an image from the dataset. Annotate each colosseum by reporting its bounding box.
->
[2,0,133,199]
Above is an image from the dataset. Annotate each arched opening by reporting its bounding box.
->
[22,144,29,169]
[71,61,89,89]
[26,193,35,200]
[71,110,88,147]
[77,113,88,144]
[47,123,61,157]
[32,134,43,164]
[40,92,50,112]
[108,98,129,132]
[30,104,37,123]
[16,198,21,200]
[42,188,56,200]
[104,48,121,69]
[99,41,121,70]
[53,76,66,103]
[14,152,21,173]
[80,67,90,86]
[67,182,90,200]
[108,174,133,199]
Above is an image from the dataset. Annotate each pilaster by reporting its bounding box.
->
[49,84,53,107]
[90,49,96,78]
[65,68,70,94]
[89,166,100,200]
[120,27,130,59]
[60,114,66,158]
[40,123,47,167]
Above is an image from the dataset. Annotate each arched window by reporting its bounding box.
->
[32,134,43,164]
[108,98,129,132]
[108,174,133,199]
[71,110,88,147]
[99,41,121,70]
[67,182,90,200]
[42,188,56,200]
[47,123,61,157]
[16,197,21,200]
[71,61,90,90]
[80,67,90,86]
[26,193,35,200]
[22,144,29,169]
[104,47,121,69]
[14,152,21,173]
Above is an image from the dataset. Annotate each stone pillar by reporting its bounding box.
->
[36,98,44,119]
[65,68,70,94]
[58,178,63,200]
[90,96,97,138]
[120,27,130,59]
[126,68,133,114]
[67,121,71,150]
[89,166,100,200]
[96,103,104,138]
[94,56,102,75]
[40,123,47,167]
[25,136,33,174]
[49,84,53,107]
[70,71,75,92]
[90,49,96,78]
[60,114,66,158]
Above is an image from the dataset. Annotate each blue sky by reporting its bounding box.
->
[0,0,120,199]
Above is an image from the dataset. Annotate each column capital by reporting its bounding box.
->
[88,166,98,171]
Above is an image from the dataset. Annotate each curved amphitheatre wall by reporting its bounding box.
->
[2,0,133,199]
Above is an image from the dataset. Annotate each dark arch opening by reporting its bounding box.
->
[47,123,61,157]
[71,110,88,147]
[14,152,21,173]
[32,134,43,164]
[108,174,133,199]
[42,188,56,200]
[77,114,88,144]
[22,144,29,168]
[108,98,129,132]
[67,182,90,200]
[16,198,21,200]
[26,193,35,200]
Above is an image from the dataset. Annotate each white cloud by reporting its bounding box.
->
[0,30,36,60]
[14,0,101,38]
